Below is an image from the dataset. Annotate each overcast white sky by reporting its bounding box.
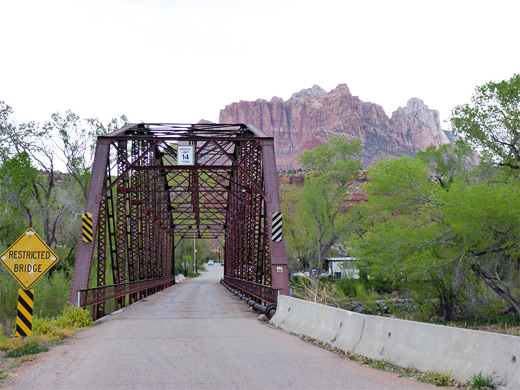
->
[1,0,519,129]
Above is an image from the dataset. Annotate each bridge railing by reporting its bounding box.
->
[76,276,175,308]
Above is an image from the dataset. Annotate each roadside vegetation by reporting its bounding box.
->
[0,306,93,386]
[0,104,214,337]
[1,74,518,387]
[284,74,520,337]
[299,334,499,389]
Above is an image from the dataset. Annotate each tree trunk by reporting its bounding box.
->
[472,264,520,315]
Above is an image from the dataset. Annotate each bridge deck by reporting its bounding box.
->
[5,268,434,390]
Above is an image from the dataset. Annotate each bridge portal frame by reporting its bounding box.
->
[69,123,289,319]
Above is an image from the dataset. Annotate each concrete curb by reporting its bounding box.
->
[270,296,519,388]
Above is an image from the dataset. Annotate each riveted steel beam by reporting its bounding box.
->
[69,123,289,317]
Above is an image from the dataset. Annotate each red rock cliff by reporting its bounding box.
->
[219,84,450,169]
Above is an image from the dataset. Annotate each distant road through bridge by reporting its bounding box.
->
[69,123,289,318]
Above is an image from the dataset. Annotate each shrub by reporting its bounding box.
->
[33,306,93,338]
[291,277,347,307]
[34,270,71,319]
[290,275,306,287]
[0,268,20,335]
[1,268,73,336]
[32,317,53,334]
[338,278,359,297]
[174,263,185,275]
[55,306,93,329]
[355,284,379,303]
[0,329,11,350]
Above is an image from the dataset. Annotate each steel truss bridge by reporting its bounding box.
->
[69,123,289,319]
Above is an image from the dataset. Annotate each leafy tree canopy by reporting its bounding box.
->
[351,141,520,318]
[289,137,362,270]
[451,73,520,170]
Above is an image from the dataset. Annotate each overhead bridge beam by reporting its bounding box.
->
[69,123,289,319]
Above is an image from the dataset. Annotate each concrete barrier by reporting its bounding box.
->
[271,296,520,388]
[175,274,186,283]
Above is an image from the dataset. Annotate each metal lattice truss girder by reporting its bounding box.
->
[69,123,289,318]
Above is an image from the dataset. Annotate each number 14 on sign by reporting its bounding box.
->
[177,145,194,165]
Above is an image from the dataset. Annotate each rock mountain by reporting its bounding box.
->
[219,84,451,169]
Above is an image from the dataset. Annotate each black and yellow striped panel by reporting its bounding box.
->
[16,289,34,337]
[272,212,283,242]
[82,213,93,242]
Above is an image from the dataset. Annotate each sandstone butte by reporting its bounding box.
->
[218,84,452,170]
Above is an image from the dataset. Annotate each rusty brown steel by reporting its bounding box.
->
[78,276,175,307]
[223,277,278,304]
[69,123,289,316]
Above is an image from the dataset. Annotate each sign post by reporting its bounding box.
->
[0,228,59,336]
[15,289,34,337]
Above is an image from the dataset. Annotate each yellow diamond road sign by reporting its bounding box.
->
[0,228,59,289]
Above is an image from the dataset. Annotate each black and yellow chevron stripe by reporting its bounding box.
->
[82,213,93,242]
[16,289,34,337]
[272,212,283,242]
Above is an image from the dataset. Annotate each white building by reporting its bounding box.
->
[325,257,359,279]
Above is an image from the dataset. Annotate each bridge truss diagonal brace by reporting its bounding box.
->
[69,139,110,306]
[210,139,266,197]
[100,139,162,200]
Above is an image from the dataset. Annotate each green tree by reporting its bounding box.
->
[280,183,315,271]
[0,152,39,242]
[0,102,17,160]
[51,112,129,199]
[0,107,64,246]
[297,137,362,271]
[352,145,520,319]
[416,141,474,189]
[438,181,520,314]
[451,73,520,170]
[0,102,128,248]
[350,155,466,320]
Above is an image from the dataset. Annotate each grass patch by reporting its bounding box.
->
[1,307,92,350]
[366,358,387,371]
[5,341,48,358]
[0,306,93,386]
[419,370,452,387]
[298,334,467,388]
[400,365,420,377]
[470,371,497,389]
[187,272,201,278]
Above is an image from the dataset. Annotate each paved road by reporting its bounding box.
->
[4,266,434,389]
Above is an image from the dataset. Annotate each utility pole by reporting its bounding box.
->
[194,236,198,273]
[183,246,188,277]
